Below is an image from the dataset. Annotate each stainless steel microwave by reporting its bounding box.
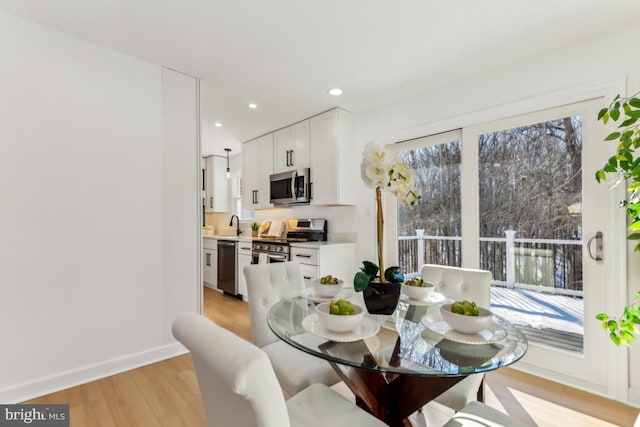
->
[270,168,310,205]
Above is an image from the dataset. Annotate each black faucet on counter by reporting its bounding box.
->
[229,214,241,236]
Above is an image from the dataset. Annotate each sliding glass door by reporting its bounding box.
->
[395,98,614,389]
[467,99,611,387]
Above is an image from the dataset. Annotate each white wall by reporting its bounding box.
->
[161,68,201,341]
[350,24,640,404]
[0,12,198,401]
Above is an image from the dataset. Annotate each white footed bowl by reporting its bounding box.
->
[402,281,435,300]
[312,278,344,298]
[440,303,493,334]
[316,301,364,333]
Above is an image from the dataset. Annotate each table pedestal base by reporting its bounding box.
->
[328,360,467,427]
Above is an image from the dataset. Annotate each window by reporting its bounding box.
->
[477,115,583,291]
[394,130,462,274]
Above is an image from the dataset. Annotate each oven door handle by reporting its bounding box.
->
[267,254,288,262]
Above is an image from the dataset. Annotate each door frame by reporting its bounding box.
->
[382,76,628,400]
[463,98,616,395]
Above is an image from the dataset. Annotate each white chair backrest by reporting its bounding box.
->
[243,262,305,348]
[420,264,492,308]
[172,312,291,427]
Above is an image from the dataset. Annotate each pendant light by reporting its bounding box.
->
[225,148,231,179]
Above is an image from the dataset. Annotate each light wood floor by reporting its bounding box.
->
[25,287,638,426]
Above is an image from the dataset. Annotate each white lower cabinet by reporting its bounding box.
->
[290,243,357,288]
[299,263,319,287]
[237,242,253,301]
[203,238,217,289]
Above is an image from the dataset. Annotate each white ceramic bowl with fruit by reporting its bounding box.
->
[440,301,493,334]
[401,278,435,300]
[312,275,344,298]
[316,300,364,333]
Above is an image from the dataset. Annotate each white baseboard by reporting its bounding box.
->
[629,388,640,408]
[0,342,188,404]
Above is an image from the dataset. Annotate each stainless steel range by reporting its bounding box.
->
[251,219,327,264]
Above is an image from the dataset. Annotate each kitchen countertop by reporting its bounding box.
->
[203,235,253,242]
[289,241,356,248]
[202,234,355,247]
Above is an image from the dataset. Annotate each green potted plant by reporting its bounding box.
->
[251,221,260,237]
[354,142,421,314]
[594,92,640,346]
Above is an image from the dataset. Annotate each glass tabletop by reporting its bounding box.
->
[267,296,528,376]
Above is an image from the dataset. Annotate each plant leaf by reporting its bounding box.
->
[621,330,636,342]
[629,97,640,108]
[610,332,621,346]
[597,108,608,120]
[605,132,621,141]
[384,266,404,283]
[611,109,620,121]
[361,261,379,277]
[353,271,371,292]
[620,117,638,127]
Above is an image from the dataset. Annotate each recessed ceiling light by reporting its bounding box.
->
[214,122,222,127]
[328,88,343,96]
[248,103,257,109]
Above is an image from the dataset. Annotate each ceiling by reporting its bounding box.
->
[2,0,640,156]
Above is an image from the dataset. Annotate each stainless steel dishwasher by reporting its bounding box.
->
[217,240,237,296]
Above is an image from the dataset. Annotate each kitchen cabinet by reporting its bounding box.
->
[290,243,357,288]
[204,156,229,212]
[236,242,253,301]
[242,133,273,209]
[203,238,218,289]
[309,108,356,205]
[273,120,310,173]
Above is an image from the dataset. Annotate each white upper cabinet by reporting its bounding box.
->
[273,120,310,173]
[309,108,356,205]
[204,156,229,212]
[240,108,353,210]
[242,133,274,209]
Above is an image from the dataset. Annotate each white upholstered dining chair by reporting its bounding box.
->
[442,401,530,426]
[243,262,340,396]
[172,312,386,427]
[421,264,493,412]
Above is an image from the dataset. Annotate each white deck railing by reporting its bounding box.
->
[398,230,583,297]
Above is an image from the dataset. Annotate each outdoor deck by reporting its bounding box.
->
[398,232,587,353]
[490,286,584,353]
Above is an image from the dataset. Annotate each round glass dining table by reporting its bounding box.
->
[267,295,528,426]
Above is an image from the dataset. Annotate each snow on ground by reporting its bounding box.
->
[490,287,584,335]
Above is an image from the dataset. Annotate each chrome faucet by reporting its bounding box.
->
[229,215,241,236]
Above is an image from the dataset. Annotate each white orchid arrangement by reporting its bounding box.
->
[358,142,421,286]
